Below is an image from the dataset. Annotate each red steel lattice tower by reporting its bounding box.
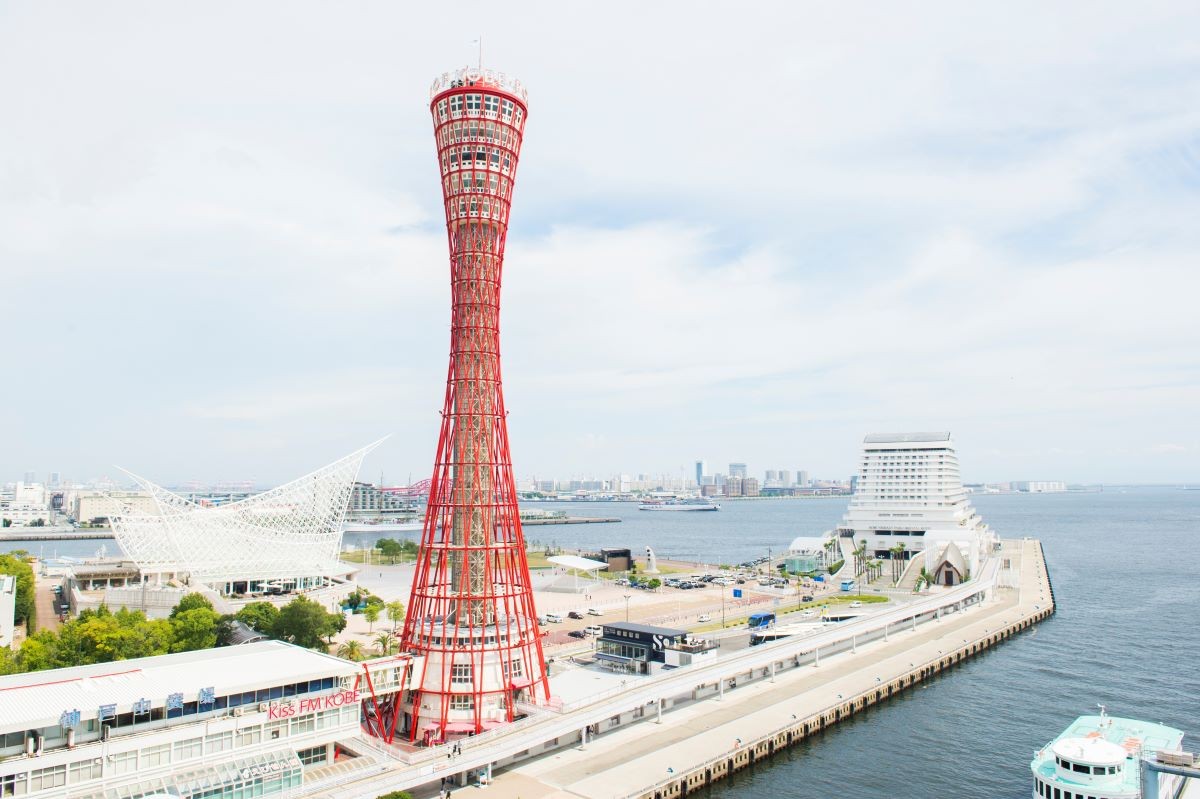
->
[398,67,548,744]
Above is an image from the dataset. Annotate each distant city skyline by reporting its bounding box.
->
[2,4,1198,485]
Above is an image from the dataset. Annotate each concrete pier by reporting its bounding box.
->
[297,538,1054,798]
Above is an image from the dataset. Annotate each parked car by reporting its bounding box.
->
[849,600,862,608]
[568,630,587,638]
[545,613,564,623]
[696,614,712,623]
[585,625,602,636]
[801,595,814,602]
[568,610,585,620]
[587,608,603,616]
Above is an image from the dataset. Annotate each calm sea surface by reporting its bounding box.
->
[5,488,1198,797]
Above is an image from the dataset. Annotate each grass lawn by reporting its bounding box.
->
[689,592,891,633]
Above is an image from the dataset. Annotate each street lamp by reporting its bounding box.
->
[623,594,631,622]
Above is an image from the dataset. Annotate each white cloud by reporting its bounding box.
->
[1,1,1198,484]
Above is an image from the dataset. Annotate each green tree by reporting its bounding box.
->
[375,538,404,564]
[376,791,413,799]
[1,518,11,527]
[235,601,280,632]
[170,607,219,652]
[271,596,343,650]
[169,593,215,618]
[646,578,662,591]
[336,639,365,661]
[0,553,35,625]
[363,604,380,632]
[385,600,405,632]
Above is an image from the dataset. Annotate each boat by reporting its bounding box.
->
[1030,706,1194,799]
[638,498,721,512]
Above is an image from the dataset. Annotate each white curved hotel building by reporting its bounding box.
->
[109,444,377,596]
[834,432,998,585]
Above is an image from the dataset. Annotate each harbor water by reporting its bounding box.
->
[4,488,1197,797]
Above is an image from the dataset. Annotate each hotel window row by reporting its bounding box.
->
[438,120,520,149]
[444,171,512,200]
[442,146,513,174]
[436,94,522,126]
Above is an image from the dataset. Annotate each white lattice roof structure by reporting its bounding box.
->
[110,442,380,585]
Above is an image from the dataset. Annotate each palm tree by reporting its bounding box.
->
[386,600,405,632]
[373,632,396,656]
[889,544,906,583]
[854,540,868,577]
[336,640,365,661]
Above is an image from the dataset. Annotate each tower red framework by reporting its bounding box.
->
[397,67,548,743]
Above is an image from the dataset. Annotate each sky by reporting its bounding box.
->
[2,1,1199,487]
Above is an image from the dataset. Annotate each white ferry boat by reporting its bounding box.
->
[1030,707,1194,799]
[638,498,721,512]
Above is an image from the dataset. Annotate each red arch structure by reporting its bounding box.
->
[398,67,549,744]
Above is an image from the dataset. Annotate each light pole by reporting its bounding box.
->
[623,594,631,622]
[721,589,726,628]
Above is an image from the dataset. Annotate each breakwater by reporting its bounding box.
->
[627,542,1056,799]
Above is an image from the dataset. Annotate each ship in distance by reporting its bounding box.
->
[638,497,721,511]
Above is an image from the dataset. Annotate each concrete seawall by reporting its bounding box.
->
[627,540,1056,799]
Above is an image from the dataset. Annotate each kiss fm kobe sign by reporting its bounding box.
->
[267,689,360,720]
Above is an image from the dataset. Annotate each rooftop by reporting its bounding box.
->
[1031,714,1186,793]
[602,621,687,638]
[863,432,951,444]
[0,640,359,732]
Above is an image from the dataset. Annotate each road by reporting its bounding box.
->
[32,566,63,633]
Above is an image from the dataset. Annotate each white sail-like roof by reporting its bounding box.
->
[110,442,381,583]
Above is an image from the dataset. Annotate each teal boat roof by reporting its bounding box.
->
[1030,715,1185,794]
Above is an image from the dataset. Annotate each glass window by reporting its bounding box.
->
[266,720,287,740]
[174,736,203,760]
[142,743,171,767]
[290,714,315,735]
[0,773,28,796]
[451,663,472,683]
[450,694,473,710]
[68,759,102,783]
[466,94,481,111]
[30,766,66,791]
[109,749,138,775]
[206,731,233,753]
[237,726,263,747]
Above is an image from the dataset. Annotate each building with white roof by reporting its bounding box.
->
[831,432,998,585]
[0,641,420,799]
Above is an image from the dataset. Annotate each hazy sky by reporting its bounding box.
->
[2,2,1199,487]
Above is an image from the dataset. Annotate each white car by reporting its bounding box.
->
[545,613,564,623]
[801,609,816,617]
[849,600,862,608]
[587,608,604,616]
[697,614,712,623]
[585,625,602,636]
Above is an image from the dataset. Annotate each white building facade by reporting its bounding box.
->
[0,574,16,648]
[0,642,418,799]
[834,432,998,583]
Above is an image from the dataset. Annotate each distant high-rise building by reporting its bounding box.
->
[743,478,760,497]
[764,469,779,483]
[779,470,791,487]
[48,472,61,488]
[728,463,747,479]
[22,472,35,485]
[724,477,743,497]
[695,460,706,487]
[797,470,809,488]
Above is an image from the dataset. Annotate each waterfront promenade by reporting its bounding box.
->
[295,538,1052,799]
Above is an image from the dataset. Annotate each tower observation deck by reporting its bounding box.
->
[397,66,548,744]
